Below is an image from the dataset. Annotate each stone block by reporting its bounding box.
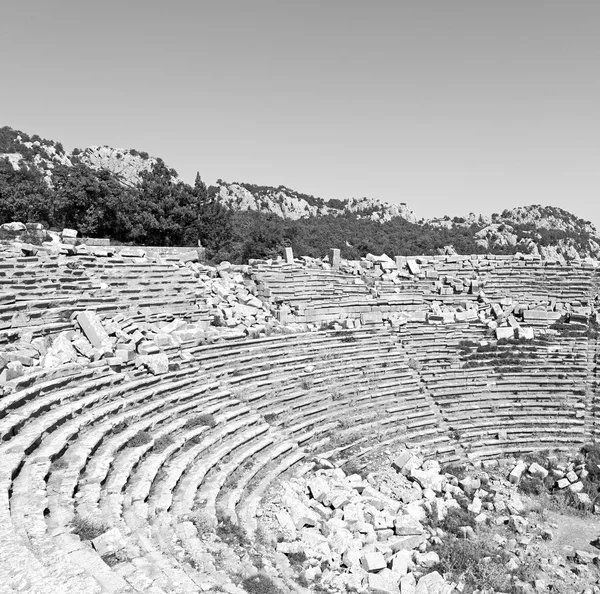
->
[92,527,125,556]
[400,572,416,594]
[568,481,584,493]
[308,476,331,504]
[518,327,534,340]
[393,516,424,537]
[62,228,78,238]
[330,248,341,269]
[77,311,112,350]
[509,463,526,484]
[415,571,453,593]
[138,353,169,375]
[528,463,548,479]
[407,260,420,275]
[284,247,294,264]
[368,569,401,594]
[496,326,514,340]
[361,551,386,572]
[390,550,412,576]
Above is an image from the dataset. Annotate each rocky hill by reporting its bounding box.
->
[1,125,600,261]
[216,181,418,222]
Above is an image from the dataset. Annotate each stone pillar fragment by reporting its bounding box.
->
[284,246,294,264]
[330,248,340,269]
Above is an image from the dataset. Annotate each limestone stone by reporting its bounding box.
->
[393,516,424,537]
[390,550,412,575]
[496,326,514,340]
[77,311,112,350]
[368,568,401,594]
[361,551,386,572]
[509,463,526,484]
[415,571,453,594]
[92,527,125,556]
[528,462,549,479]
[138,353,169,375]
[400,572,416,594]
[308,476,331,503]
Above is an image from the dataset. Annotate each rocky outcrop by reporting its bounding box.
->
[216,182,418,223]
[78,146,163,186]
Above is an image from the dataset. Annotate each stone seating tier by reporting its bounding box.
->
[1,250,599,593]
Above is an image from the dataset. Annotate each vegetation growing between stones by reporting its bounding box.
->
[432,536,533,592]
[127,431,152,447]
[71,516,109,540]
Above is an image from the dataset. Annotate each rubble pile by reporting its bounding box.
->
[510,456,596,510]
[258,452,600,593]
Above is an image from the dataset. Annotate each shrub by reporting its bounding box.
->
[112,420,128,434]
[286,550,307,568]
[71,516,109,540]
[127,431,152,447]
[101,553,121,567]
[153,434,175,453]
[216,517,248,547]
[441,463,467,480]
[438,507,476,536]
[300,378,313,390]
[518,475,546,496]
[241,574,283,594]
[187,510,216,534]
[432,536,520,591]
[52,458,68,470]
[196,413,217,428]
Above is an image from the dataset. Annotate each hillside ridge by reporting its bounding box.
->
[1,125,599,261]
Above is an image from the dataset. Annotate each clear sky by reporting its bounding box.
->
[2,1,599,225]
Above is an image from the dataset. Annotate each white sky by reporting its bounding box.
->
[2,1,599,225]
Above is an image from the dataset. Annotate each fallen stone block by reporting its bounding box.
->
[528,462,548,479]
[77,311,112,350]
[361,551,387,572]
[509,463,527,484]
[138,353,169,375]
[400,572,416,594]
[496,326,514,340]
[415,570,453,594]
[368,569,402,594]
[92,527,125,556]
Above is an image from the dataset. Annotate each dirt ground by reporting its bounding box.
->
[546,509,600,555]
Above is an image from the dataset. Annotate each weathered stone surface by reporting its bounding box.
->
[138,353,169,375]
[77,311,112,350]
[415,571,453,594]
[368,568,401,594]
[361,551,386,572]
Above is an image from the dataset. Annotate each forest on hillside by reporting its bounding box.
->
[1,126,597,263]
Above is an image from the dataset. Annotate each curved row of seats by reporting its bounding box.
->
[1,324,457,593]
[1,252,599,593]
[398,322,591,459]
[0,254,209,346]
